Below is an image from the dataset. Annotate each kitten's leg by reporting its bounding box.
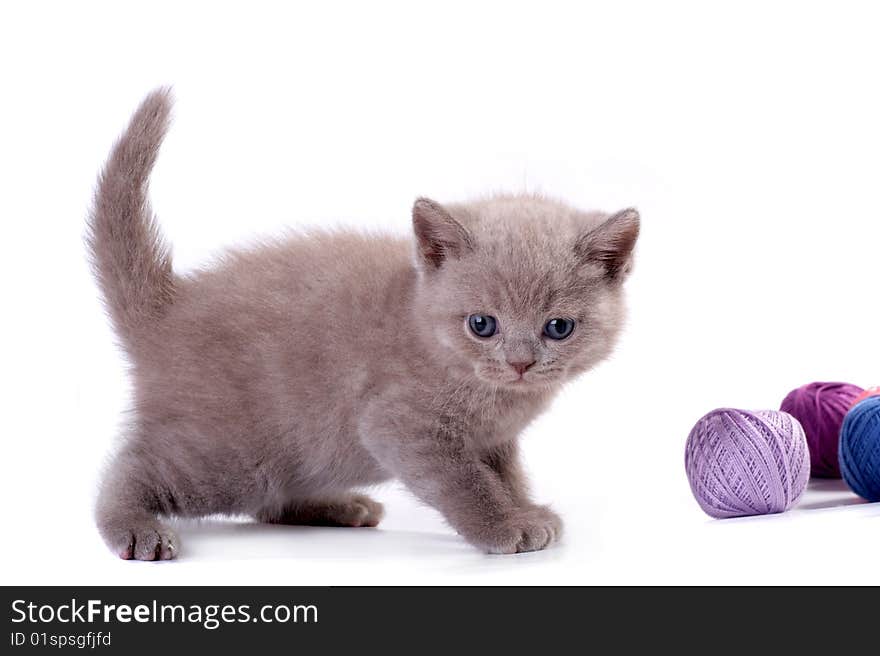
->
[257,494,384,528]
[482,441,562,542]
[95,450,178,561]
[361,414,559,554]
[481,441,532,506]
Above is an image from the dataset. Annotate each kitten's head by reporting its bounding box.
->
[411,194,639,392]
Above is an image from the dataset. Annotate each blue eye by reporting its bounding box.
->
[543,318,575,340]
[468,314,497,338]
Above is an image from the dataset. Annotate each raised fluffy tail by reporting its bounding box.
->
[87,89,175,347]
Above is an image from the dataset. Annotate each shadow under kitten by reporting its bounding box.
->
[88,89,640,560]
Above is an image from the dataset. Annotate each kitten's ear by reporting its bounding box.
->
[574,208,640,281]
[412,197,474,270]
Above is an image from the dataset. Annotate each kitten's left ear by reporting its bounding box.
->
[574,208,640,281]
[412,197,474,270]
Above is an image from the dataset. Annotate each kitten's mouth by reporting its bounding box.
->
[475,366,552,390]
[503,369,566,390]
[496,373,540,389]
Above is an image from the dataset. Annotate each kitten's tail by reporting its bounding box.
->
[87,88,176,347]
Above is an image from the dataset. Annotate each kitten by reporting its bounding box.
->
[89,89,640,560]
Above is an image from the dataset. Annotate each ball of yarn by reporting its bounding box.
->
[685,408,810,518]
[839,396,880,502]
[779,382,864,478]
[851,386,880,409]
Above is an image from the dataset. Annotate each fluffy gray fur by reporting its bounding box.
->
[89,89,640,560]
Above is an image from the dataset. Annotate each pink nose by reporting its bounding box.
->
[508,360,536,376]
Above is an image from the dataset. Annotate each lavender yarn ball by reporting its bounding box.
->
[780,382,864,478]
[839,396,880,502]
[684,408,810,518]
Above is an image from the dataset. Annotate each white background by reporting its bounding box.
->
[2,1,879,585]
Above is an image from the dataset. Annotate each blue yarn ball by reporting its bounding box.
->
[839,396,880,502]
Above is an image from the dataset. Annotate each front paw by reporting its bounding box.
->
[475,506,563,555]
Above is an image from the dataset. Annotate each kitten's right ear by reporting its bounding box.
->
[412,197,474,270]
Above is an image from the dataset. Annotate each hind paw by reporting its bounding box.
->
[261,494,385,528]
[105,522,178,561]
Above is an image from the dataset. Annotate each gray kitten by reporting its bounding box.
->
[89,89,640,560]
